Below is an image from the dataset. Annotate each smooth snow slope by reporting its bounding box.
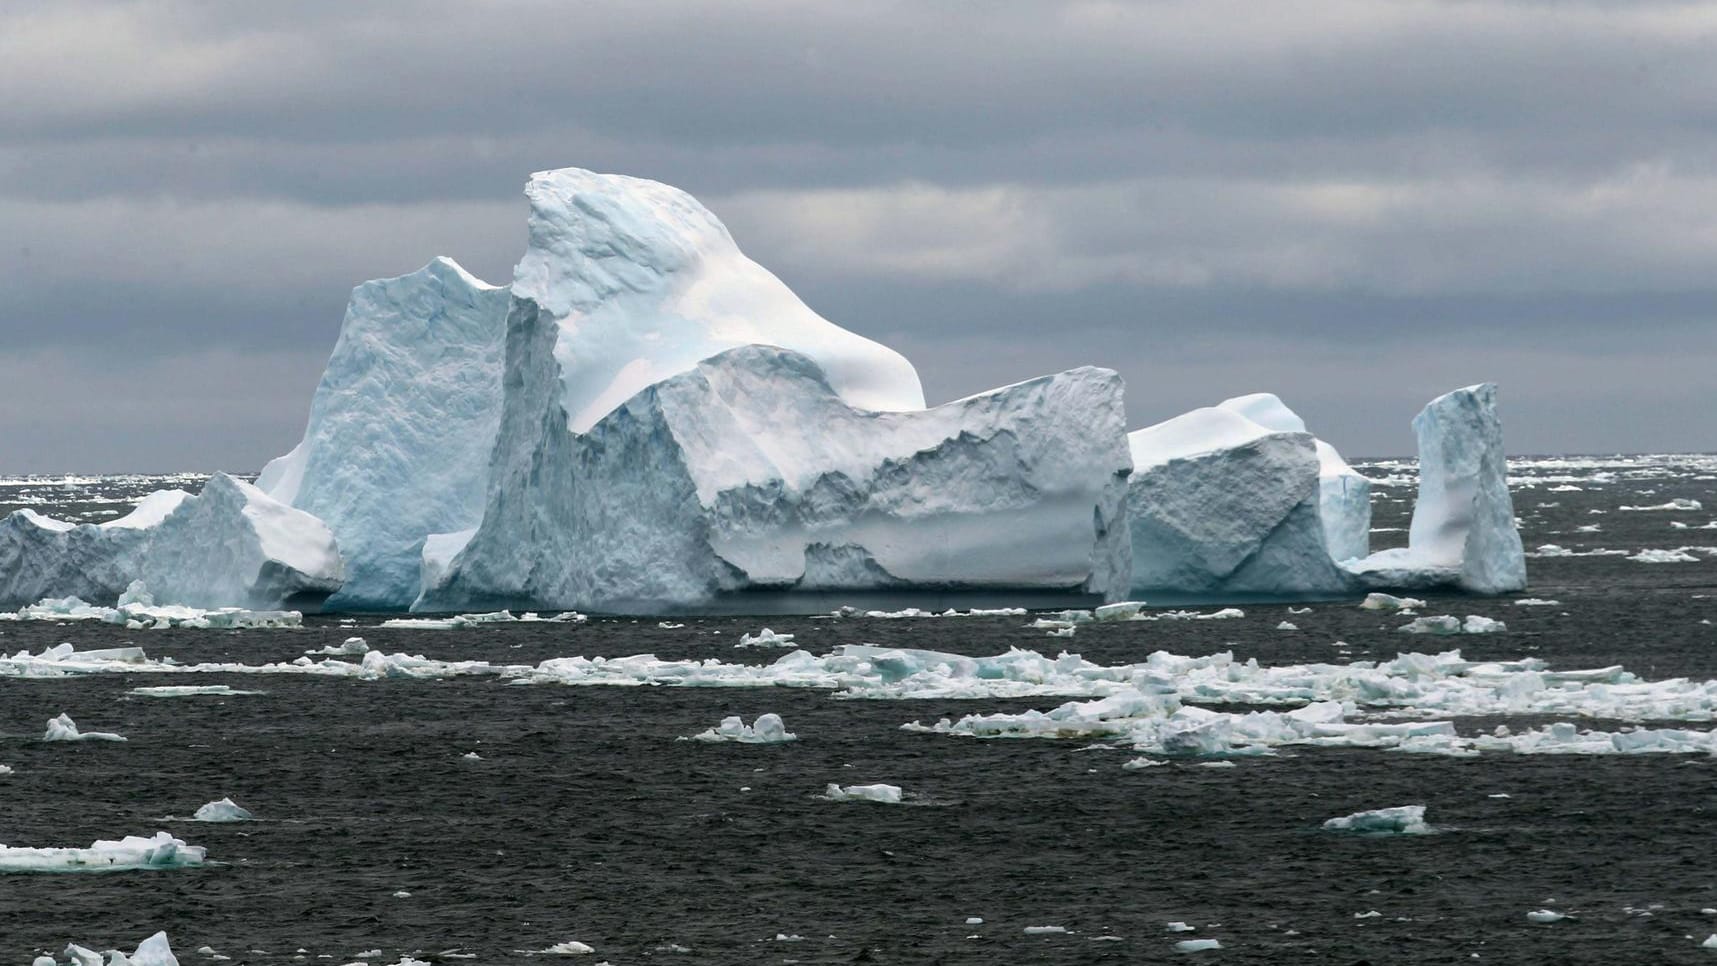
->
[514,167,926,433]
[257,257,510,608]
[424,341,1131,613]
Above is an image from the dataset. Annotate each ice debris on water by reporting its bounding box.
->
[0,832,204,873]
[379,610,585,629]
[1322,805,1430,834]
[128,685,261,697]
[58,932,180,966]
[44,713,125,742]
[1621,498,1702,512]
[1397,615,1506,635]
[1166,922,1196,932]
[1513,598,1561,607]
[1629,548,1702,564]
[1360,593,1426,611]
[1175,938,1222,952]
[822,783,903,804]
[1526,909,1568,923]
[1276,621,1298,631]
[306,637,370,656]
[0,590,302,629]
[1702,934,1717,949]
[192,798,252,822]
[690,714,796,743]
[537,941,594,955]
[1023,926,1068,935]
[736,628,796,648]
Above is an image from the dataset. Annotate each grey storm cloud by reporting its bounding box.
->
[2,0,1715,471]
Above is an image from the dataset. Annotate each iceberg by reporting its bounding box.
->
[1125,405,1352,599]
[0,832,204,872]
[1216,393,1372,563]
[1346,385,1527,593]
[0,475,342,610]
[257,258,511,609]
[426,343,1132,612]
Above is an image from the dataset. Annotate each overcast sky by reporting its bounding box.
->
[4,0,1715,472]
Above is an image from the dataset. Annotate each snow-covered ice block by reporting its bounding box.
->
[513,167,925,435]
[258,258,511,609]
[43,713,125,742]
[426,344,1131,612]
[1345,385,1526,594]
[1322,805,1430,834]
[0,474,342,610]
[192,798,253,822]
[1126,405,1352,598]
[0,832,204,872]
[691,713,796,743]
[1218,393,1372,563]
[822,782,903,804]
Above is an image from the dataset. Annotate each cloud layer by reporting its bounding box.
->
[4,0,1714,469]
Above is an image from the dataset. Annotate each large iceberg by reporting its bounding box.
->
[1124,404,1352,599]
[1346,384,1526,593]
[424,342,1132,612]
[257,257,510,608]
[0,474,342,609]
[1215,393,1372,563]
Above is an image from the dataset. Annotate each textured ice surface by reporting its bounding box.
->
[0,474,341,610]
[1126,406,1351,598]
[43,713,125,743]
[690,714,796,743]
[1216,393,1372,563]
[1346,385,1527,593]
[0,585,303,629]
[1322,805,1430,834]
[429,344,1131,612]
[822,782,903,804]
[192,798,253,822]
[258,258,511,609]
[0,833,203,872]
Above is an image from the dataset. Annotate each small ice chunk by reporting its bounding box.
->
[1276,621,1298,631]
[1462,615,1507,634]
[1175,938,1222,952]
[965,917,983,925]
[1630,548,1701,563]
[736,628,796,648]
[1361,593,1427,611]
[822,783,903,804]
[1526,909,1567,923]
[539,941,594,955]
[1621,498,1702,511]
[658,621,686,629]
[62,932,180,966]
[462,751,483,760]
[43,712,126,742]
[1322,805,1430,835]
[129,685,262,698]
[1024,925,1068,935]
[307,637,370,656]
[1166,922,1196,932]
[1513,598,1561,606]
[192,798,252,822]
[691,713,797,743]
[1047,626,1077,638]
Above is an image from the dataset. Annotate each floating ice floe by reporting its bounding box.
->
[1620,499,1702,512]
[128,685,262,698]
[306,637,370,656]
[822,783,903,804]
[1513,598,1562,607]
[690,714,796,743]
[1526,909,1569,923]
[1360,593,1425,611]
[1322,805,1431,834]
[1529,544,1629,558]
[1397,615,1506,635]
[832,606,1030,619]
[736,628,796,649]
[192,798,253,822]
[1629,548,1702,564]
[0,833,204,873]
[1276,621,1298,631]
[536,940,595,955]
[43,713,125,742]
[59,932,181,966]
[0,584,303,629]
[1175,938,1222,952]
[378,610,585,629]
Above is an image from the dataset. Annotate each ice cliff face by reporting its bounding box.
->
[1125,406,1353,598]
[1345,384,1526,593]
[1215,393,1372,563]
[0,474,342,609]
[257,257,509,608]
[422,337,1131,612]
[515,168,926,433]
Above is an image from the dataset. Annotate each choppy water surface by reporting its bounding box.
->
[3,456,1716,964]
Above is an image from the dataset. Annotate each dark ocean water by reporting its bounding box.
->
[2,457,1716,965]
